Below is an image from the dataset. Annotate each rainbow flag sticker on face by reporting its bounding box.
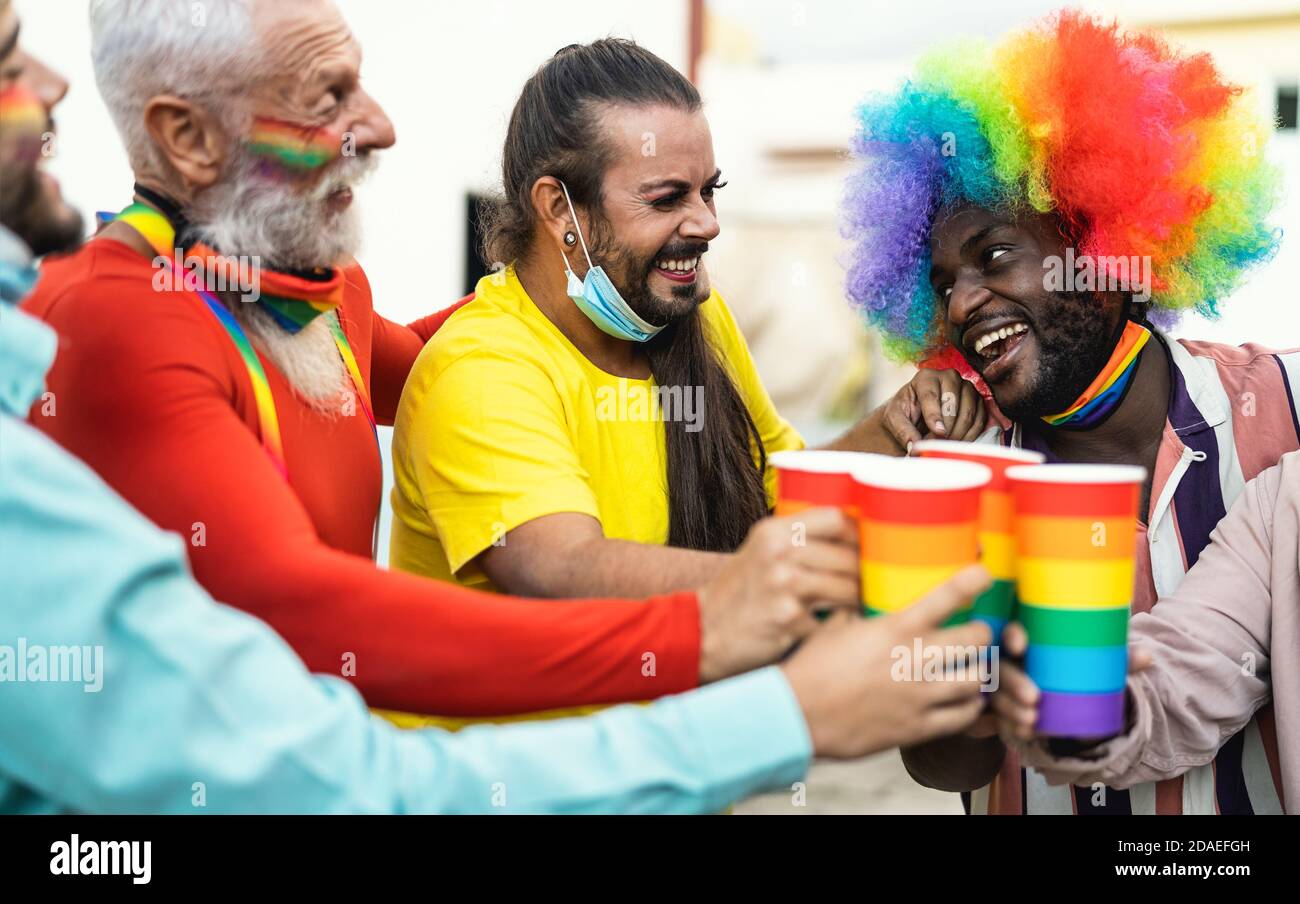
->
[913,441,1045,643]
[246,116,340,172]
[851,456,990,624]
[1005,463,1145,738]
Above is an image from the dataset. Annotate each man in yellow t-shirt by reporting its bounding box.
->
[390,39,986,600]
[391,265,801,592]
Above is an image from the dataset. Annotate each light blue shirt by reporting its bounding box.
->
[0,289,811,814]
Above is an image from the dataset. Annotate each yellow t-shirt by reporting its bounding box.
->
[389,266,805,592]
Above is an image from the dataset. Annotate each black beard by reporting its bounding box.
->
[22,207,86,257]
[1,167,84,257]
[995,291,1120,422]
[583,217,707,327]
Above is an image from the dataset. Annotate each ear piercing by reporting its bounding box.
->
[564,231,577,246]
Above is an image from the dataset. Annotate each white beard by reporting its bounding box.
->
[189,144,375,271]
[184,142,378,411]
[234,303,349,416]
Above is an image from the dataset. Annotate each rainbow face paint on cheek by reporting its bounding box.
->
[0,85,45,131]
[246,116,340,172]
[0,85,47,162]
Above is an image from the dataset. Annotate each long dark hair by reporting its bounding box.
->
[483,39,769,552]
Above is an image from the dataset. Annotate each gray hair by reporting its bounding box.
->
[89,0,263,172]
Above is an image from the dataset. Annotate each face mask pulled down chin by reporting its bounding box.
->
[558,180,664,343]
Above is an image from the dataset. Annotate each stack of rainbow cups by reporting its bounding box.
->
[1005,463,1146,737]
[913,441,1045,642]
[770,451,990,623]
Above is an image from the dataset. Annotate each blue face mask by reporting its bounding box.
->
[0,259,38,306]
[559,180,664,343]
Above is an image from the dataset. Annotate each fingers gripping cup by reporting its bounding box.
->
[771,450,881,623]
[913,441,1045,642]
[851,456,990,624]
[770,450,875,517]
[1005,464,1146,738]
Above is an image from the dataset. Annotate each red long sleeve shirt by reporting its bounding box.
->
[22,236,701,715]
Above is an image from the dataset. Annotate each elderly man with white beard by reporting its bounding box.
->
[19,0,876,721]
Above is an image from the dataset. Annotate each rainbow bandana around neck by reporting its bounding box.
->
[115,192,345,334]
[1041,321,1152,429]
[103,197,378,486]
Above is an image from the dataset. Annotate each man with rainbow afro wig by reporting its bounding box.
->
[845,9,1299,814]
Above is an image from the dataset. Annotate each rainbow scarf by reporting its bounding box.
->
[1041,321,1151,429]
[113,200,344,334]
[247,116,340,173]
[102,200,377,485]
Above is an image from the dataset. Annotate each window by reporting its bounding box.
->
[1277,83,1298,131]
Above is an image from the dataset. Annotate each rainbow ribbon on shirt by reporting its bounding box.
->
[102,201,378,482]
[198,293,290,478]
[1041,321,1151,429]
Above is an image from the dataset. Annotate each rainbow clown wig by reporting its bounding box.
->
[843,9,1283,363]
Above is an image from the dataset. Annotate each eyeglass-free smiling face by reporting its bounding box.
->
[929,204,1126,421]
[572,103,726,328]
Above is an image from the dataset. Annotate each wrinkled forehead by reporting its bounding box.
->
[251,0,359,79]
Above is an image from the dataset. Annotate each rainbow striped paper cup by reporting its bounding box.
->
[770,450,875,517]
[913,441,1045,643]
[851,456,990,624]
[1006,463,1145,738]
